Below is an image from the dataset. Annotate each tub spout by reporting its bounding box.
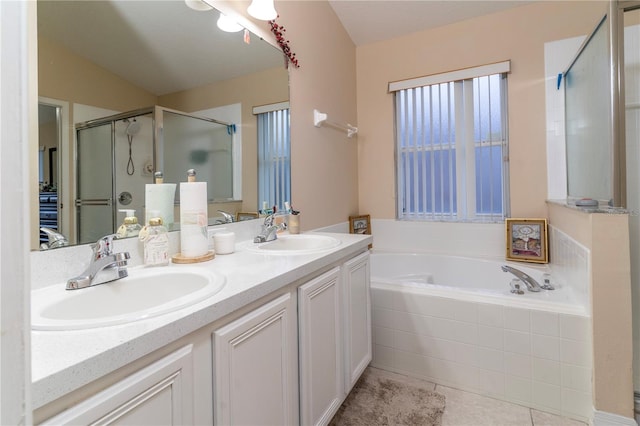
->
[501,265,542,292]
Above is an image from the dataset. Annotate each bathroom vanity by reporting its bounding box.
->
[31,231,372,425]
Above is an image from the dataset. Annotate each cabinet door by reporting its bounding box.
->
[42,345,194,425]
[343,251,372,393]
[298,267,343,426]
[213,293,298,426]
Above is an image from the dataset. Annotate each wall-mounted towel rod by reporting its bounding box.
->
[313,109,358,138]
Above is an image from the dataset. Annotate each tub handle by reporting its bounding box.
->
[510,279,525,295]
[540,273,555,290]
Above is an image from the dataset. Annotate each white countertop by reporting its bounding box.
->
[31,231,372,409]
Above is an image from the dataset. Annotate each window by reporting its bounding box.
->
[254,102,291,211]
[391,62,510,222]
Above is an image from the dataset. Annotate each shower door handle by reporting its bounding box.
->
[75,199,113,206]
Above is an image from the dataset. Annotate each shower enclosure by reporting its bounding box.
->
[75,106,235,245]
[564,0,640,412]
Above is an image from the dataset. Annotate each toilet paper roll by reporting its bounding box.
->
[180,182,208,258]
[145,183,176,226]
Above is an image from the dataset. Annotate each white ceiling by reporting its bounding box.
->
[328,0,535,46]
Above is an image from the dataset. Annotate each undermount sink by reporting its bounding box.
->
[32,266,226,331]
[246,234,341,254]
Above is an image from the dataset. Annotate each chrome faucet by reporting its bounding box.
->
[66,234,130,290]
[253,213,286,243]
[40,227,69,250]
[216,210,234,224]
[501,265,542,292]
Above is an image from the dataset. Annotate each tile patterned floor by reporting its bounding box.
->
[368,367,586,426]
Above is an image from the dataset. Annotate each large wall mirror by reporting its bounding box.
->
[35,0,289,250]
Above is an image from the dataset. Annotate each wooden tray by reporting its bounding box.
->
[171,250,215,264]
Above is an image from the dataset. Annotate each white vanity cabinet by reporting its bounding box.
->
[298,251,371,426]
[212,292,299,426]
[34,240,372,426]
[41,345,195,425]
[342,251,372,393]
[298,267,344,426]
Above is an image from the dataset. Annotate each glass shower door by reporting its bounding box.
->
[159,108,234,201]
[76,123,114,244]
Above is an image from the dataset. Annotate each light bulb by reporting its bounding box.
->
[217,13,243,33]
[247,0,277,21]
[185,0,213,12]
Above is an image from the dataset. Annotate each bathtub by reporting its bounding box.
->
[369,251,593,421]
[370,252,586,315]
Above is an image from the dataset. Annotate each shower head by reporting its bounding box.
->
[125,118,141,136]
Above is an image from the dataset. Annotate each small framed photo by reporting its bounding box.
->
[505,218,549,264]
[349,214,371,235]
[236,212,259,222]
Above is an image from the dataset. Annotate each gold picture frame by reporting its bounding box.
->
[505,218,549,264]
[349,214,371,235]
[236,212,259,222]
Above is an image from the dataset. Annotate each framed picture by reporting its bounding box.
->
[236,212,259,222]
[505,218,549,264]
[349,214,371,235]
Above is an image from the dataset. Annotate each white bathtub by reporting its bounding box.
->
[370,252,586,315]
[370,251,593,421]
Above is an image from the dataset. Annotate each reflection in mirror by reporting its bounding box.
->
[35,0,290,249]
[73,106,238,245]
[161,108,235,202]
[38,103,62,248]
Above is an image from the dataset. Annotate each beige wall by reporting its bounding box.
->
[38,37,157,112]
[273,1,359,231]
[356,1,608,219]
[159,66,289,214]
[548,203,633,417]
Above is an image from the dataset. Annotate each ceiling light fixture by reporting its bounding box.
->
[217,13,243,33]
[184,0,213,12]
[247,0,277,21]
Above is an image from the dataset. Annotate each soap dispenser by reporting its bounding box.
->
[140,217,169,266]
[116,209,142,238]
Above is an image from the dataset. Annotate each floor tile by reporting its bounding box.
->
[370,367,588,426]
[531,409,586,426]
[436,385,532,426]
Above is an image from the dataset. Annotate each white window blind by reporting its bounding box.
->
[392,63,510,222]
[255,104,291,211]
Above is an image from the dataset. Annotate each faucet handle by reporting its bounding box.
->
[263,213,275,227]
[510,279,525,295]
[540,273,555,290]
[92,234,117,259]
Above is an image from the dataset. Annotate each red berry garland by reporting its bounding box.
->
[269,19,300,68]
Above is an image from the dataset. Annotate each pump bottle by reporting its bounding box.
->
[116,209,142,238]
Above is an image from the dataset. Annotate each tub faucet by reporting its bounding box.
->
[66,234,130,290]
[501,265,542,292]
[254,213,286,243]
